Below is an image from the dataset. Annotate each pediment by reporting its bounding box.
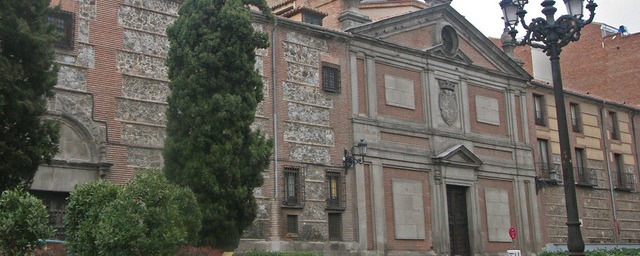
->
[348,3,530,79]
[432,144,482,169]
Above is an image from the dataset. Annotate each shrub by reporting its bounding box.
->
[0,187,54,255]
[65,180,119,255]
[65,171,202,255]
[539,248,640,256]
[243,251,324,256]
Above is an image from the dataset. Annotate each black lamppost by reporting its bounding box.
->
[343,139,367,174]
[499,0,597,254]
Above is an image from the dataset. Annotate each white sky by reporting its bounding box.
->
[450,0,637,38]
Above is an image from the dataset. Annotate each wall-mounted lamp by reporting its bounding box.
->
[343,139,367,174]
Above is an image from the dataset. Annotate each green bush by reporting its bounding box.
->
[0,187,54,255]
[65,171,201,255]
[539,248,640,256]
[65,180,120,255]
[243,251,323,256]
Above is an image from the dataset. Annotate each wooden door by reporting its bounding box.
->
[447,185,471,256]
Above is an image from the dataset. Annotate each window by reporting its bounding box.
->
[48,10,75,50]
[533,94,546,126]
[322,63,340,93]
[326,171,344,209]
[609,111,620,140]
[31,191,69,240]
[302,10,324,26]
[287,215,298,235]
[283,167,303,207]
[614,154,633,191]
[575,148,594,186]
[538,139,558,180]
[328,213,342,241]
[570,103,582,132]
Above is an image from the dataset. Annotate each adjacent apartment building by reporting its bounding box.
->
[510,23,640,248]
[31,0,639,255]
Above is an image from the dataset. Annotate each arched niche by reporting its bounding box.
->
[31,118,111,192]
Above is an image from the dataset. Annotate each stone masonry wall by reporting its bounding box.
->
[116,0,179,170]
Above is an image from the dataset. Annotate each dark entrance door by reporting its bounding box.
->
[447,185,471,256]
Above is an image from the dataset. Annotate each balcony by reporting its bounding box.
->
[615,172,635,192]
[575,167,598,187]
[538,163,562,182]
[535,163,561,194]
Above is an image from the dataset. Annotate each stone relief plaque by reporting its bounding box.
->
[438,79,458,126]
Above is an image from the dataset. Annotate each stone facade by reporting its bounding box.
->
[35,0,640,254]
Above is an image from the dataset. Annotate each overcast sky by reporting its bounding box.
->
[450,0,637,38]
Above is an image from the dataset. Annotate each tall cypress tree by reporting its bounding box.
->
[164,0,273,249]
[0,0,60,192]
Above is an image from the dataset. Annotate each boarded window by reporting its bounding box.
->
[392,179,425,239]
[384,75,415,109]
[475,95,500,125]
[485,188,511,242]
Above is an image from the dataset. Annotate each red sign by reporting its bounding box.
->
[509,227,517,239]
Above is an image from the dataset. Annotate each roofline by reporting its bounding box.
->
[529,80,640,111]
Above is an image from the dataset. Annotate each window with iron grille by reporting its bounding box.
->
[533,94,546,126]
[328,213,342,241]
[574,148,595,186]
[609,111,620,140]
[613,153,633,191]
[326,171,345,210]
[283,167,303,207]
[31,191,68,240]
[302,10,324,26]
[570,103,582,133]
[537,139,559,181]
[48,10,75,50]
[322,63,340,93]
[287,215,298,234]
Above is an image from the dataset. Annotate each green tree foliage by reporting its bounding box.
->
[65,181,120,255]
[0,0,60,192]
[0,187,53,255]
[65,171,201,255]
[164,0,273,250]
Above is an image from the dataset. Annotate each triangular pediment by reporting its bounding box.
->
[432,144,482,169]
[348,3,530,78]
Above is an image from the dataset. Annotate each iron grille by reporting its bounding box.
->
[328,213,342,241]
[538,163,562,182]
[48,10,75,50]
[575,166,598,187]
[322,63,340,93]
[326,171,346,210]
[616,172,635,191]
[282,166,304,207]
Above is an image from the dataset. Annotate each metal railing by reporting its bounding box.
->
[615,172,635,191]
[574,167,598,187]
[537,163,562,182]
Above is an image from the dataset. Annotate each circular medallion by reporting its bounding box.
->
[441,25,458,54]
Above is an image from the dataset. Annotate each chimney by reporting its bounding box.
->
[338,0,371,30]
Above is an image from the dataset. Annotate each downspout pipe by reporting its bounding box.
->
[270,18,280,244]
[600,102,618,242]
[632,111,639,190]
[271,18,278,207]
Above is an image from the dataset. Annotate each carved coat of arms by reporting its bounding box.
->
[438,79,458,126]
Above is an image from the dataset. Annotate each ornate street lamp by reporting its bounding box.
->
[343,139,367,174]
[499,0,597,255]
